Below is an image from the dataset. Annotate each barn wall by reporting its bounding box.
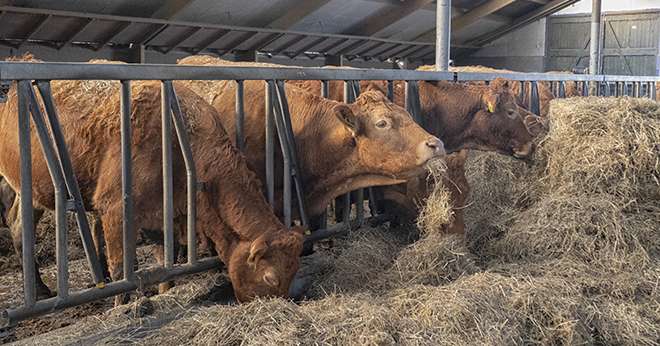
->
[546,10,660,75]
[457,18,548,72]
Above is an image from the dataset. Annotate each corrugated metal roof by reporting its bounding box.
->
[1,0,580,62]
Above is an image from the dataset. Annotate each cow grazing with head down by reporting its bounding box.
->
[0,77,303,303]
[177,56,445,222]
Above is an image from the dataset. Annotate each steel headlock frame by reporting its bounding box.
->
[29,81,106,287]
[2,80,221,327]
[269,80,308,228]
[3,61,660,326]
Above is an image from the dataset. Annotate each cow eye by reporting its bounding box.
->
[375,119,389,129]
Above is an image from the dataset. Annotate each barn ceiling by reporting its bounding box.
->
[0,0,580,62]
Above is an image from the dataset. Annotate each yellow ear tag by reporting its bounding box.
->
[487,102,495,113]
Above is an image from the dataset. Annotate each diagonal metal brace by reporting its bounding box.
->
[33,81,105,285]
[272,80,309,227]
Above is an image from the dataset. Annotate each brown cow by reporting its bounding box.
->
[294,76,536,234]
[443,65,555,118]
[0,78,303,303]
[178,56,444,221]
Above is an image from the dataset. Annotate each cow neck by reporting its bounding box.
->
[192,125,285,243]
[419,81,485,152]
[285,91,379,216]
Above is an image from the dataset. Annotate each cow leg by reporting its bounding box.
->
[99,206,130,306]
[152,244,173,294]
[152,234,181,294]
[90,213,111,280]
[7,194,53,299]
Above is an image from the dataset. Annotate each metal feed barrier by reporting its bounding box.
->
[0,61,657,326]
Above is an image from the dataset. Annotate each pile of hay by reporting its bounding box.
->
[17,97,660,345]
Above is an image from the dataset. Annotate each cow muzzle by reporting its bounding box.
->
[417,136,446,165]
[513,142,534,159]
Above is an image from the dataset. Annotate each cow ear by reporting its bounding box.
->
[483,93,499,114]
[490,78,510,90]
[334,104,361,136]
[247,236,269,268]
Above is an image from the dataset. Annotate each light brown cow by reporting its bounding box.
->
[0,78,303,303]
[294,77,536,234]
[177,56,444,221]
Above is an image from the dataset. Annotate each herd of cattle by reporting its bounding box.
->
[0,55,552,305]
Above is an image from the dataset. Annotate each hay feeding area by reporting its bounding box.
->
[7,96,660,345]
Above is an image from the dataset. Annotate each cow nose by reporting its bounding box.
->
[425,137,446,156]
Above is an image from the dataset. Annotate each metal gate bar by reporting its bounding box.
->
[3,256,220,325]
[29,83,69,299]
[119,80,135,281]
[17,81,36,307]
[160,81,175,269]
[34,82,106,286]
[3,62,660,326]
[529,81,540,115]
[265,82,275,207]
[165,82,198,265]
[275,80,308,227]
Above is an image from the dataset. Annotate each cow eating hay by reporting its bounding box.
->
[7,97,660,344]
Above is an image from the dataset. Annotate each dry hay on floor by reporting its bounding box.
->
[0,212,86,275]
[13,97,660,345]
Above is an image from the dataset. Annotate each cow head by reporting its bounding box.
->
[464,78,535,158]
[520,106,549,138]
[343,91,445,180]
[228,227,303,302]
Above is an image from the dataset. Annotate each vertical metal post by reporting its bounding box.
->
[634,82,640,98]
[590,0,602,76]
[651,82,657,101]
[166,82,197,265]
[530,81,540,116]
[614,82,620,97]
[558,81,566,98]
[319,80,329,230]
[582,81,588,96]
[321,80,329,99]
[276,81,308,227]
[35,82,105,286]
[435,0,451,71]
[519,81,527,105]
[265,82,275,206]
[18,81,36,307]
[270,81,291,227]
[387,80,394,101]
[120,80,135,280]
[235,80,245,152]
[27,84,76,299]
[341,81,351,224]
[31,83,69,299]
[161,81,174,269]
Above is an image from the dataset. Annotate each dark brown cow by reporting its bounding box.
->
[444,65,555,118]
[178,56,444,221]
[0,78,303,303]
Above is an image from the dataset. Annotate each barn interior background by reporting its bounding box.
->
[1,0,657,74]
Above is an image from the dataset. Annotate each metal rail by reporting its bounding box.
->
[1,61,657,327]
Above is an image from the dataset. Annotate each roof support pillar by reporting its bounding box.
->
[589,0,601,75]
[435,0,451,71]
